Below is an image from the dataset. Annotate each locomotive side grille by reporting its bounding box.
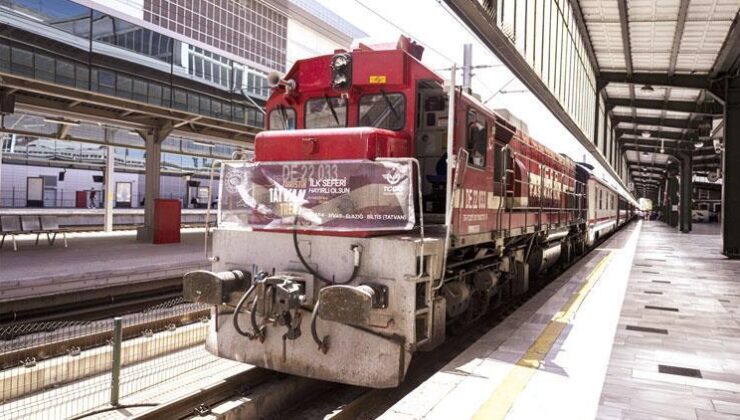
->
[494,120,516,143]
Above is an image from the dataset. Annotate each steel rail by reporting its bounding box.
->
[0,307,209,370]
[131,368,275,420]
[1,289,183,326]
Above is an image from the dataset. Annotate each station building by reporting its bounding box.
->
[0,0,365,209]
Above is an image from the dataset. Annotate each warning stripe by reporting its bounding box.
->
[473,250,615,420]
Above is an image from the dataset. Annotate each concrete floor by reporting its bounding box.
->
[381,221,740,420]
[598,221,740,420]
[0,229,210,302]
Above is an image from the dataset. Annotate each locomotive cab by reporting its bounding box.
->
[255,37,460,237]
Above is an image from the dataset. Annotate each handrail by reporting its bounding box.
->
[433,148,468,291]
[376,157,426,279]
[204,159,224,262]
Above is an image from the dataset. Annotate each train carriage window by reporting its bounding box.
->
[305,96,347,129]
[466,109,487,167]
[599,189,603,209]
[268,106,296,130]
[359,92,405,130]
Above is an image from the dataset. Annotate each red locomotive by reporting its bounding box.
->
[184,37,636,388]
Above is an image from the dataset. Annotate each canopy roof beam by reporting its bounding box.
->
[612,115,708,130]
[606,98,723,116]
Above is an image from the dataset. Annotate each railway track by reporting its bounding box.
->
[264,233,617,420]
[154,264,573,420]
[0,301,209,370]
[2,230,622,420]
[0,284,184,326]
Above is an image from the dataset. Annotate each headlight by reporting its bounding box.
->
[331,53,352,91]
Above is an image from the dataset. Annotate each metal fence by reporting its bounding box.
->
[0,298,211,419]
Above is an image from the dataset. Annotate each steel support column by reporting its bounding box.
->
[722,76,740,258]
[136,126,171,242]
[0,133,3,203]
[104,133,115,232]
[679,153,692,233]
[666,175,679,228]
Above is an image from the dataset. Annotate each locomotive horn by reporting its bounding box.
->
[267,71,281,86]
[267,71,296,91]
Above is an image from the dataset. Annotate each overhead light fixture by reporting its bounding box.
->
[641,131,651,138]
[192,141,214,148]
[694,141,703,149]
[43,117,80,126]
[641,85,655,93]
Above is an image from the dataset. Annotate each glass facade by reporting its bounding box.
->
[0,0,360,208]
[188,45,270,100]
[491,0,597,146]
[0,0,271,124]
[144,0,288,71]
[1,133,236,172]
[92,12,175,64]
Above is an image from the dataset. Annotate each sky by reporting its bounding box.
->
[315,0,628,195]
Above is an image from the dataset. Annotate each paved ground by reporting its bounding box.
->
[598,221,740,420]
[381,221,740,420]
[0,229,210,302]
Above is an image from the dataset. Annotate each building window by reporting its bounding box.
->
[144,0,288,71]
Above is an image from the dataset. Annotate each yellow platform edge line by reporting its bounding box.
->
[472,250,615,420]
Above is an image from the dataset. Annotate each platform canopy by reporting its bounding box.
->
[580,0,739,200]
[444,0,740,203]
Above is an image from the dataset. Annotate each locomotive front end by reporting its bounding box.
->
[184,129,444,388]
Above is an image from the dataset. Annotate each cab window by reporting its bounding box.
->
[359,92,405,130]
[268,106,296,130]
[466,109,487,167]
[305,96,347,129]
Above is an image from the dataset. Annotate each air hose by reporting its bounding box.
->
[310,299,329,353]
[292,215,362,285]
[233,271,268,339]
[232,283,257,338]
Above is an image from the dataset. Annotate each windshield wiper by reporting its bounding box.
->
[277,104,289,129]
[324,95,340,126]
[380,89,399,118]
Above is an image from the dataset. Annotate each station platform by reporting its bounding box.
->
[381,220,740,420]
[0,207,209,228]
[0,229,210,312]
